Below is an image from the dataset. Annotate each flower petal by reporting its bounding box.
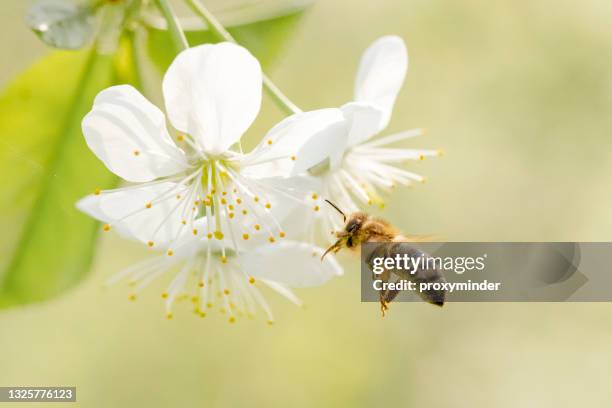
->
[341,102,384,147]
[291,119,350,175]
[163,43,262,154]
[239,241,343,287]
[354,35,408,130]
[76,182,196,247]
[82,85,189,182]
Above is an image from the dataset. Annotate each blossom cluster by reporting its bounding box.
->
[77,36,438,323]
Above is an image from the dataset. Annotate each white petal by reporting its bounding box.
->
[354,36,408,130]
[163,43,262,154]
[291,120,350,175]
[341,102,384,147]
[77,182,196,247]
[239,241,343,287]
[82,85,189,182]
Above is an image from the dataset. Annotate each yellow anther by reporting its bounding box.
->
[198,281,205,288]
[242,209,248,215]
[207,233,213,239]
[220,307,226,314]
[103,224,111,232]
[177,134,185,142]
[267,320,274,326]
[206,302,213,309]
[236,198,242,204]
[166,313,173,320]
[161,292,168,299]
[380,203,386,209]
[254,224,261,231]
[314,205,320,212]
[228,204,234,210]
[191,296,199,304]
[265,203,271,209]
[421,177,427,184]
[94,188,101,195]
[133,150,140,156]
[181,220,187,225]
[214,231,224,240]
[147,241,154,247]
[267,139,273,145]
[145,202,152,209]
[368,199,373,205]
[222,191,227,196]
[176,194,181,200]
[242,233,249,240]
[419,155,425,161]
[249,277,255,284]
[167,250,174,256]
[291,155,296,161]
[229,316,236,323]
[192,229,198,235]
[229,213,235,219]
[312,193,318,200]
[211,189,216,194]
[279,231,286,238]
[223,289,230,295]
[128,294,137,301]
[269,236,275,243]
[221,198,227,205]
[199,312,206,318]
[194,200,200,205]
[220,256,228,263]
[254,196,259,203]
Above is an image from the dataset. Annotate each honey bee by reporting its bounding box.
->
[322,200,447,316]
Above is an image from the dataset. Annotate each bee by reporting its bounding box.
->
[322,200,447,316]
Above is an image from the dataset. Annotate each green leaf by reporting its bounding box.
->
[25,0,96,50]
[147,11,304,74]
[0,47,133,308]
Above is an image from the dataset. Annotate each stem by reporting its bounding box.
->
[185,0,302,116]
[154,0,189,51]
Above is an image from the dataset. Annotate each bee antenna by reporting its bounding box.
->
[324,199,346,222]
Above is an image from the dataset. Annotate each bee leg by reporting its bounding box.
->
[373,269,391,317]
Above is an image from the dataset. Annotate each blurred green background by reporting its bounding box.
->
[2,0,612,407]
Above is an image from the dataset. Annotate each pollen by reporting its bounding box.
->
[182,220,187,225]
[161,292,168,299]
[291,155,296,161]
[249,277,255,284]
[279,231,286,238]
[222,191,227,196]
[254,224,261,231]
[167,250,174,256]
[242,209,248,215]
[267,139,273,145]
[103,224,111,232]
[214,231,224,240]
[228,204,234,211]
[211,189,216,194]
[265,203,271,209]
[312,193,318,200]
[229,316,236,323]
[145,202,152,209]
[147,241,154,247]
[207,233,213,239]
[268,236,275,243]
[220,256,228,264]
[221,198,227,205]
[254,196,259,203]
[314,205,320,212]
[133,150,140,156]
[198,281,205,288]
[229,213,235,219]
[419,154,425,161]
[192,229,198,235]
[94,188,101,195]
[242,233,249,240]
[128,294,137,301]
[177,134,185,142]
[223,289,230,295]
[236,198,242,204]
